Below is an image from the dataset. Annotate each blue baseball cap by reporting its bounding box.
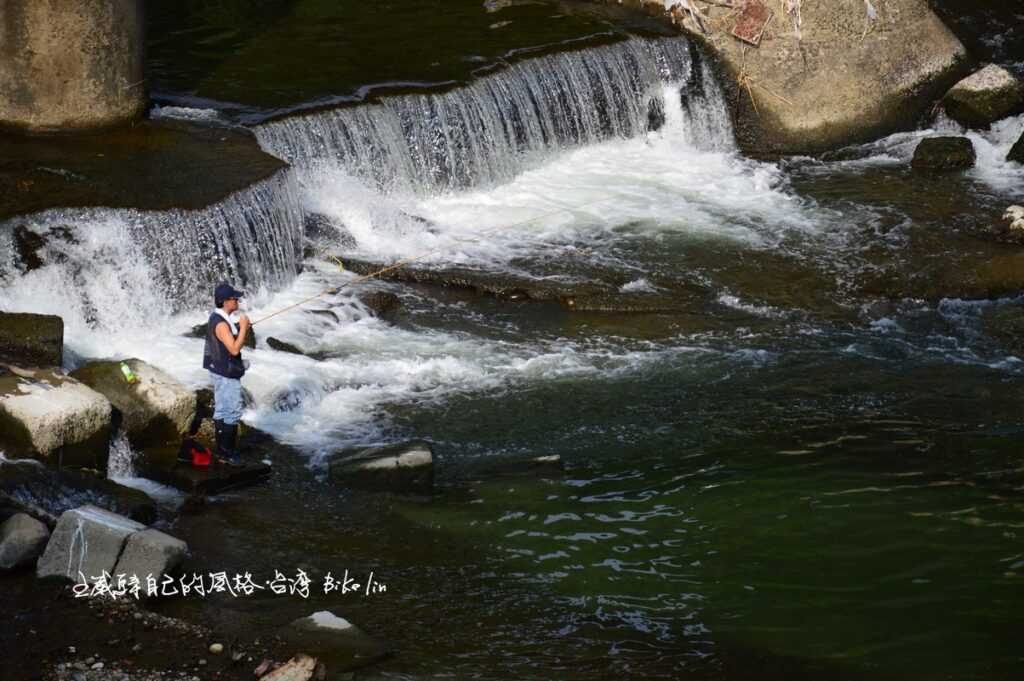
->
[214,282,245,305]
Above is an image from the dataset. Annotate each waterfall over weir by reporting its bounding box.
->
[0,169,304,328]
[255,36,732,194]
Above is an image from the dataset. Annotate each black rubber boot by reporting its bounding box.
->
[214,419,240,466]
[224,422,241,466]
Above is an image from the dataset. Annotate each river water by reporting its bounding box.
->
[1,12,1023,681]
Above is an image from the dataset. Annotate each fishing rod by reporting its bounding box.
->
[250,195,619,326]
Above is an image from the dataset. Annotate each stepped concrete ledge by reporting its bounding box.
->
[588,0,971,155]
[0,119,287,222]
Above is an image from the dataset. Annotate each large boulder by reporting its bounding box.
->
[0,512,50,570]
[37,505,145,583]
[585,0,970,155]
[0,312,63,366]
[0,366,112,469]
[70,359,197,449]
[1009,130,1024,165]
[328,441,434,494]
[942,65,1024,129]
[285,611,390,672]
[911,136,976,171]
[112,528,188,586]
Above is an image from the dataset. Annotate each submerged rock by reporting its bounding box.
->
[942,64,1024,129]
[470,454,565,479]
[357,291,402,317]
[0,312,63,367]
[0,366,112,469]
[285,612,390,672]
[267,337,308,356]
[70,359,197,449]
[37,505,146,582]
[0,512,50,570]
[562,292,699,313]
[911,137,976,171]
[328,441,434,494]
[338,257,611,303]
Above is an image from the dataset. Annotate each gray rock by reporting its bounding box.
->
[285,612,390,672]
[943,64,1024,129]
[0,312,63,366]
[328,441,434,494]
[70,359,197,449]
[37,505,145,583]
[911,136,976,171]
[472,454,565,479]
[0,512,50,570]
[112,528,187,587]
[0,366,113,469]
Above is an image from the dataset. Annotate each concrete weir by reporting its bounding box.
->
[0,0,146,132]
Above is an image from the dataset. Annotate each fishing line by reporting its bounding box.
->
[251,195,619,326]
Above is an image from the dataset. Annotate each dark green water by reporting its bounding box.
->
[155,148,1024,680]
[10,4,1022,679]
[146,0,668,120]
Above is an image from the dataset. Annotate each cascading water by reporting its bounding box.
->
[255,37,733,193]
[0,169,304,346]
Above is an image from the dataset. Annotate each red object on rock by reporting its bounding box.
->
[192,445,212,467]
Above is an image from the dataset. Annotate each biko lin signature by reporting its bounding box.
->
[72,569,388,600]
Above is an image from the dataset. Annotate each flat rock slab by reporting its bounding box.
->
[0,459,157,527]
[37,505,145,583]
[0,512,50,570]
[337,257,612,302]
[0,119,286,222]
[137,447,271,496]
[0,312,63,367]
[70,358,197,448]
[328,441,434,494]
[0,366,112,468]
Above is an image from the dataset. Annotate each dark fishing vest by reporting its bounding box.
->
[203,312,245,379]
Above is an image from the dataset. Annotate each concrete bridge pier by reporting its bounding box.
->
[0,0,146,133]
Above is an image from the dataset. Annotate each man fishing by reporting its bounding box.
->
[203,282,251,466]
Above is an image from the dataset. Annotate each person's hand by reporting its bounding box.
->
[239,314,252,329]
